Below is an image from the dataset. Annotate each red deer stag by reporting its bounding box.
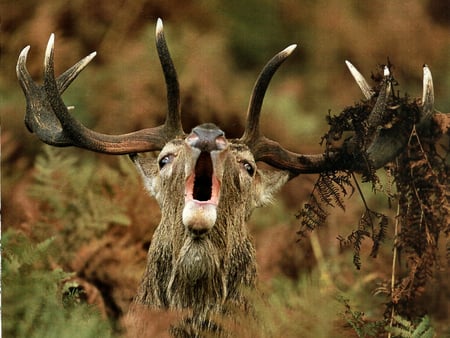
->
[17,19,444,336]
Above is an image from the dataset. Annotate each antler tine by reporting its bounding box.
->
[345,60,374,100]
[366,65,391,131]
[57,50,97,94]
[421,64,434,120]
[17,43,75,145]
[17,46,37,99]
[241,44,297,146]
[155,18,184,137]
[362,66,403,168]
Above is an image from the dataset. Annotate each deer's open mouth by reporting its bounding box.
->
[183,151,221,236]
[185,152,220,205]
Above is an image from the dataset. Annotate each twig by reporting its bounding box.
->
[387,183,401,338]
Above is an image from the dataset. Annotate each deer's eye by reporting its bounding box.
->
[159,154,174,169]
[242,161,255,177]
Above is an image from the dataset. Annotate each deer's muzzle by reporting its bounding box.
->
[183,124,227,237]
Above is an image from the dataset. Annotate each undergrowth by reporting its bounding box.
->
[2,231,115,338]
[3,145,140,337]
[28,146,135,263]
[338,296,386,337]
[385,315,435,338]
[227,270,351,337]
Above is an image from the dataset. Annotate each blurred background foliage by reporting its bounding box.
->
[1,0,449,336]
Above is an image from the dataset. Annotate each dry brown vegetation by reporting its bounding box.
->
[2,1,449,337]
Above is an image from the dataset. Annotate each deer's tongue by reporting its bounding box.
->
[182,152,221,234]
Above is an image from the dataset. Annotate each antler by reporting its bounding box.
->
[242,50,440,176]
[17,18,183,154]
[240,44,297,145]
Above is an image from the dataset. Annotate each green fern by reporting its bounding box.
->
[337,296,385,337]
[386,315,435,338]
[2,230,115,338]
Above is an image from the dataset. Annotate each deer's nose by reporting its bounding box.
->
[186,123,227,152]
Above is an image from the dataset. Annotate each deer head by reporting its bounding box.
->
[17,18,440,334]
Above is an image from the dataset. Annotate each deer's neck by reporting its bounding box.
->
[135,216,257,314]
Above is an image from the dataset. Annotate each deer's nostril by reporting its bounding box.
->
[215,136,227,150]
[187,123,227,152]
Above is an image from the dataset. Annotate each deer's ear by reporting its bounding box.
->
[130,152,160,197]
[253,167,290,208]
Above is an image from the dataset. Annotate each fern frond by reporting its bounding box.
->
[412,315,434,338]
[369,212,388,258]
[297,171,354,239]
[317,173,346,210]
[386,315,435,338]
[297,195,328,236]
[337,295,385,337]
